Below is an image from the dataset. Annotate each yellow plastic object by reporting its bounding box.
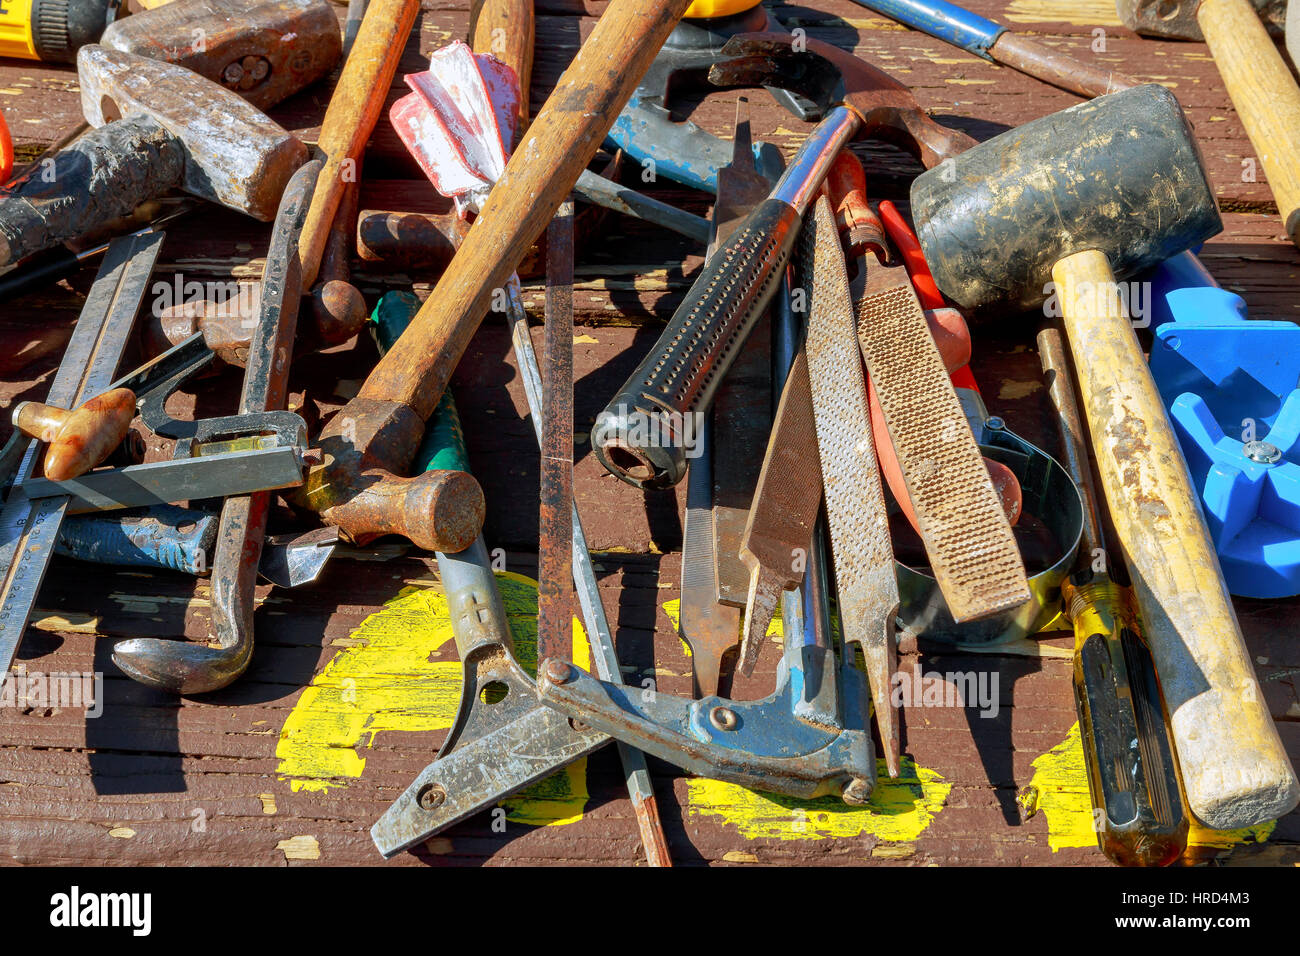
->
[0,0,38,60]
[683,0,760,19]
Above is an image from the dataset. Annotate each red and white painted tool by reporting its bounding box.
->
[390,40,520,218]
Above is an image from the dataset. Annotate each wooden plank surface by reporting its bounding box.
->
[0,0,1298,867]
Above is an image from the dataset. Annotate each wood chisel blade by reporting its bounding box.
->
[853,260,1030,623]
[737,350,823,674]
[0,230,163,683]
[710,99,776,609]
[798,195,902,776]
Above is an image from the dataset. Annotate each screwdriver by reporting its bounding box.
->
[1037,324,1189,867]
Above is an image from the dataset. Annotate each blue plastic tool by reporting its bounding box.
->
[1145,253,1300,598]
[851,0,1003,58]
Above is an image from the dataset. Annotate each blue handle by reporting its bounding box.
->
[850,0,1004,59]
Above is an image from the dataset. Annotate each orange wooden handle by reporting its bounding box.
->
[14,387,137,481]
[298,0,421,289]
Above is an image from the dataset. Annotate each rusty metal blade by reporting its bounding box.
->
[799,195,901,776]
[538,201,575,665]
[679,97,772,694]
[854,262,1030,623]
[737,350,823,673]
[710,99,775,609]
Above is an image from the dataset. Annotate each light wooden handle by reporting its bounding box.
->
[298,0,421,289]
[360,0,694,417]
[1053,250,1299,829]
[470,0,534,127]
[1199,0,1300,245]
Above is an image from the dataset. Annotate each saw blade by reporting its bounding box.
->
[798,195,902,776]
[854,261,1030,623]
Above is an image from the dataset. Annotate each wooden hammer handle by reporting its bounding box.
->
[358,0,694,418]
[1053,249,1299,830]
[1198,0,1300,245]
[470,0,534,127]
[298,0,421,289]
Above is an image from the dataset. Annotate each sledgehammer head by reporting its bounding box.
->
[910,84,1222,313]
[77,45,308,221]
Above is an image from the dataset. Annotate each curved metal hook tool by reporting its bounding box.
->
[112,159,321,694]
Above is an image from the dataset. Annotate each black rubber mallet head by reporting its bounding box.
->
[911,83,1219,313]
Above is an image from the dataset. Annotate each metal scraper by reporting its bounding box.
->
[852,253,1031,624]
[738,349,823,667]
[797,194,903,776]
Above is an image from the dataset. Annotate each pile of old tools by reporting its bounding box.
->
[1,0,1298,868]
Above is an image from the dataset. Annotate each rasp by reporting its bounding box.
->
[0,229,163,684]
[852,227,1030,624]
[537,200,575,664]
[796,195,902,777]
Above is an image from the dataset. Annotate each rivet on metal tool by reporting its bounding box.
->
[417,783,447,812]
[709,706,739,732]
[1244,440,1282,464]
[985,416,1005,431]
[544,659,573,684]
[842,777,872,806]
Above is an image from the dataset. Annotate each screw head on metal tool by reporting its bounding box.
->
[841,777,872,806]
[1244,440,1282,465]
[544,659,573,684]
[417,783,447,811]
[709,706,739,732]
[985,416,1005,431]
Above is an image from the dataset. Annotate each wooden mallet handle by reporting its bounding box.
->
[1053,249,1299,829]
[1198,0,1300,245]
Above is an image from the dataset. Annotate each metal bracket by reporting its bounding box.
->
[538,624,876,803]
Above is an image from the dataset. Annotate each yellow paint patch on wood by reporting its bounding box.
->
[687,758,950,842]
[997,379,1042,400]
[1005,0,1120,26]
[276,835,320,860]
[662,597,783,659]
[722,850,759,863]
[275,574,593,827]
[107,828,135,839]
[423,837,454,854]
[1028,723,1276,853]
[31,610,101,633]
[258,793,277,815]
[572,334,599,345]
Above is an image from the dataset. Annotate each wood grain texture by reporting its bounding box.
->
[297,0,422,290]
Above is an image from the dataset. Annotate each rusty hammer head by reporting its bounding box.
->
[909,84,1222,313]
[99,0,343,110]
[707,32,978,169]
[1116,0,1285,40]
[295,397,486,554]
[78,45,308,221]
